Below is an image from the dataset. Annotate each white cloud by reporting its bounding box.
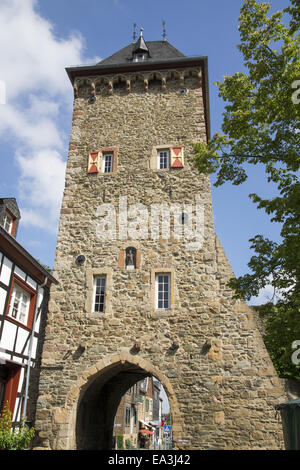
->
[0,0,99,232]
[249,274,290,306]
[0,104,63,149]
[16,148,66,232]
[0,0,84,101]
[250,284,276,306]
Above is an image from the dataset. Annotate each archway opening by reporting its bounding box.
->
[113,378,171,450]
[75,361,172,450]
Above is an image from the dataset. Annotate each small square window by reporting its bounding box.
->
[93,276,106,312]
[102,154,113,173]
[157,150,170,170]
[152,145,184,170]
[88,148,118,175]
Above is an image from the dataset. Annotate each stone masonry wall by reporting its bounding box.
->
[34,68,286,450]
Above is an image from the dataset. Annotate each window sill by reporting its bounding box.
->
[101,171,118,176]
[90,311,113,320]
[152,308,175,318]
[5,315,31,331]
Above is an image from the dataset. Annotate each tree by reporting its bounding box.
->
[36,259,53,274]
[192,0,300,378]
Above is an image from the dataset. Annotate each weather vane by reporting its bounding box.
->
[133,23,137,43]
[162,20,167,41]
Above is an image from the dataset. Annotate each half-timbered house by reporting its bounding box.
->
[0,198,57,427]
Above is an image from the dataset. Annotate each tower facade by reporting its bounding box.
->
[35,35,285,450]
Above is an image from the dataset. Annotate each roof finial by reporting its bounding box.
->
[162,20,167,41]
[140,27,144,38]
[133,23,137,43]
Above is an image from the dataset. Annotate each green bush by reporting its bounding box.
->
[125,439,131,449]
[0,402,35,450]
[116,434,124,450]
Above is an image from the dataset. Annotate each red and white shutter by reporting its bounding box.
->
[170,146,184,168]
[88,151,101,174]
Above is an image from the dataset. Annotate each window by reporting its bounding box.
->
[157,150,170,170]
[102,153,113,173]
[6,277,36,328]
[87,147,118,175]
[8,283,31,325]
[2,210,16,236]
[133,52,147,62]
[156,274,171,310]
[151,146,184,170]
[86,268,112,314]
[3,212,13,233]
[139,378,148,392]
[9,285,30,323]
[93,276,106,312]
[125,407,131,426]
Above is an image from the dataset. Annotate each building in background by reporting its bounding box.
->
[113,382,140,449]
[152,379,164,448]
[0,198,57,427]
[113,377,166,449]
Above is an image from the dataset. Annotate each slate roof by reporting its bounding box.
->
[65,38,211,140]
[99,40,185,66]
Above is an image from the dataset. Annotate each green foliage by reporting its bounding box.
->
[253,303,300,381]
[192,0,300,380]
[125,438,131,449]
[36,259,53,274]
[163,412,171,425]
[0,402,35,450]
[192,0,299,303]
[116,434,124,449]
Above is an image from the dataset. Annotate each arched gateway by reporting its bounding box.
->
[34,32,286,450]
[46,353,181,450]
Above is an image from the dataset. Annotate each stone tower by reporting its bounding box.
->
[34,33,285,450]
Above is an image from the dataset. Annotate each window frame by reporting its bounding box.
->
[151,269,175,312]
[132,52,148,62]
[86,268,112,315]
[5,276,37,329]
[155,273,171,310]
[125,406,131,427]
[157,149,170,170]
[2,209,16,236]
[151,145,184,171]
[100,147,118,175]
[87,147,118,176]
[93,275,107,313]
[102,153,114,174]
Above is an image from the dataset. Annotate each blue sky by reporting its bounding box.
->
[0,0,290,305]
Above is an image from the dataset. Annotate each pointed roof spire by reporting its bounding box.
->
[133,27,149,53]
